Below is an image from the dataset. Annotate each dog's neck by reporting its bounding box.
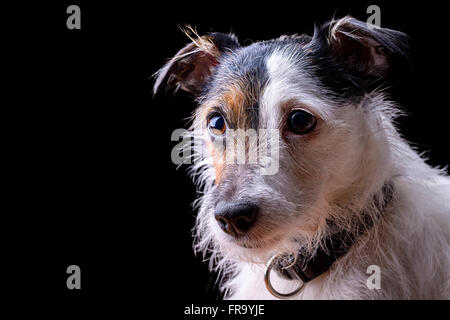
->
[274,181,394,283]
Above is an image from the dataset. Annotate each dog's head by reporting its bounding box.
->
[154,17,408,263]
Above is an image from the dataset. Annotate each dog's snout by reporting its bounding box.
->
[214,201,259,236]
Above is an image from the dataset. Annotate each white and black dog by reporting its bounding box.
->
[154,17,450,299]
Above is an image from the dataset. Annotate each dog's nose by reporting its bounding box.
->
[214,201,259,236]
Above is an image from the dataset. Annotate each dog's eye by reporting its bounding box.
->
[288,109,316,134]
[208,114,226,136]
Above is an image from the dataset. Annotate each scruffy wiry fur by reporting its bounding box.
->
[191,93,450,299]
[154,17,450,299]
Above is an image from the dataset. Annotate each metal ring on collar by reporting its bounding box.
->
[264,254,305,299]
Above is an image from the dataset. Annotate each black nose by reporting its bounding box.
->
[214,201,259,237]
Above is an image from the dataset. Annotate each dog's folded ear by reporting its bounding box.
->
[315,17,409,77]
[153,29,240,96]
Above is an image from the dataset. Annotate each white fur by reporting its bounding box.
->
[190,49,450,300]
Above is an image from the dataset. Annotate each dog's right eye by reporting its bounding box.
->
[207,114,227,136]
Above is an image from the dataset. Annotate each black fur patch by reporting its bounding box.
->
[157,18,410,112]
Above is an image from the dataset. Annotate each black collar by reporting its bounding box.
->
[274,182,394,283]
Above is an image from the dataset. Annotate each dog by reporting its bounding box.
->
[154,17,450,299]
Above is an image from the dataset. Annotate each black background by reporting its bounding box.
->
[10,0,449,316]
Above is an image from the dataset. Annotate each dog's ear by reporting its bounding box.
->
[315,17,409,77]
[153,30,240,96]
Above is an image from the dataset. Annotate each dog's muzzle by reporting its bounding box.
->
[214,201,259,237]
